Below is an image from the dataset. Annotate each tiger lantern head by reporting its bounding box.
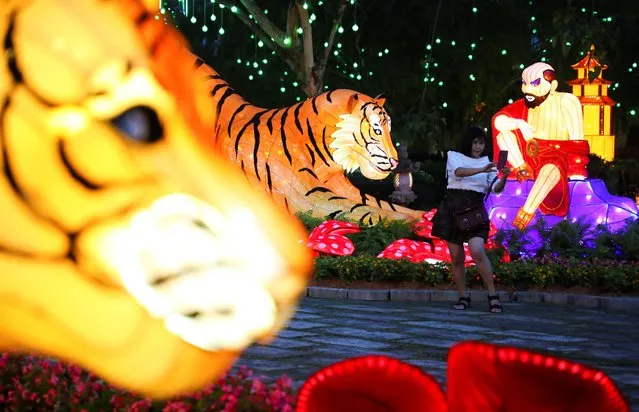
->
[0,0,312,398]
[330,92,399,180]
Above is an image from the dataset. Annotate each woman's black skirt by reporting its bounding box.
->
[431,189,490,244]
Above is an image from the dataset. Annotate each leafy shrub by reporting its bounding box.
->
[312,255,639,293]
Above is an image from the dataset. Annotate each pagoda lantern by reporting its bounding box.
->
[568,45,616,161]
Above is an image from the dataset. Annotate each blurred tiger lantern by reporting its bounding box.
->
[0,0,312,399]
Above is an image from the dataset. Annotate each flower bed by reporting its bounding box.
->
[0,353,295,411]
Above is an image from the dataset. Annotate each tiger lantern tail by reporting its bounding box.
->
[0,0,313,399]
[189,53,424,226]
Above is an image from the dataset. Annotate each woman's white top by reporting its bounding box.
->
[446,151,498,194]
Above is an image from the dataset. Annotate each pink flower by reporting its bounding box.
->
[43,388,57,406]
[251,378,266,395]
[75,381,86,394]
[163,401,191,411]
[0,353,9,368]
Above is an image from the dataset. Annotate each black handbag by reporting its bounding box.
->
[449,175,498,232]
[453,203,490,232]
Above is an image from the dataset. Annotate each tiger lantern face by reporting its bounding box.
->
[331,93,399,180]
[0,0,312,398]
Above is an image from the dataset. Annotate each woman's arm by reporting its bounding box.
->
[492,168,511,193]
[454,162,496,178]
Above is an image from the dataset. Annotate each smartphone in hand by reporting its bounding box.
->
[497,150,509,170]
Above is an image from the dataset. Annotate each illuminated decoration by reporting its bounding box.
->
[390,143,417,205]
[486,179,638,255]
[0,0,312,399]
[568,45,616,161]
[296,341,629,412]
[490,61,638,241]
[191,54,423,224]
[377,211,508,266]
[492,62,591,230]
[307,220,360,257]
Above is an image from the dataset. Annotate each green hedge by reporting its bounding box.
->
[300,212,639,293]
[313,255,639,294]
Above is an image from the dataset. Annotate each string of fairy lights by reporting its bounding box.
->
[157,0,637,117]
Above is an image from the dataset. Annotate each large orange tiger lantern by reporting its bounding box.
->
[190,55,424,225]
[0,0,312,399]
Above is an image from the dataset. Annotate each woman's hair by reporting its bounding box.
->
[458,126,490,157]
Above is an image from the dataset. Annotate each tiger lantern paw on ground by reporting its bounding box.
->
[189,54,424,226]
[295,341,629,412]
[0,0,312,399]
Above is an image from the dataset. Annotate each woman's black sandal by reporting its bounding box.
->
[454,296,471,310]
[488,295,503,313]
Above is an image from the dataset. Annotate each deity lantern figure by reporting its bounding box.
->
[492,62,590,229]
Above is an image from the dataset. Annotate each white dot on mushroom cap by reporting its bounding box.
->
[318,243,327,249]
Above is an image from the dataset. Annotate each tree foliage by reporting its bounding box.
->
[163,0,639,152]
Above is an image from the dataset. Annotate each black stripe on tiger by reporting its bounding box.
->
[298,167,318,179]
[251,115,265,181]
[266,109,281,135]
[306,144,316,167]
[321,127,332,161]
[211,82,227,96]
[327,210,343,220]
[279,110,293,165]
[374,197,383,209]
[66,232,79,262]
[328,196,347,201]
[0,98,26,202]
[234,110,267,162]
[284,197,289,211]
[265,163,273,193]
[58,140,102,191]
[132,11,164,56]
[293,103,304,134]
[350,203,366,212]
[305,186,331,197]
[387,201,397,212]
[3,13,55,108]
[216,88,235,119]
[352,132,364,146]
[311,97,320,116]
[359,190,368,205]
[326,91,334,103]
[228,103,250,149]
[358,212,372,225]
[0,97,64,232]
[134,10,151,25]
[193,57,207,69]
[306,119,329,167]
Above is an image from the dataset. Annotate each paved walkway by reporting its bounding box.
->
[235,297,639,410]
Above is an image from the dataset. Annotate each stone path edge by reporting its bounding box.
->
[305,287,639,312]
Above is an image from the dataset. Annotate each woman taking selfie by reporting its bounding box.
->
[431,126,510,313]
